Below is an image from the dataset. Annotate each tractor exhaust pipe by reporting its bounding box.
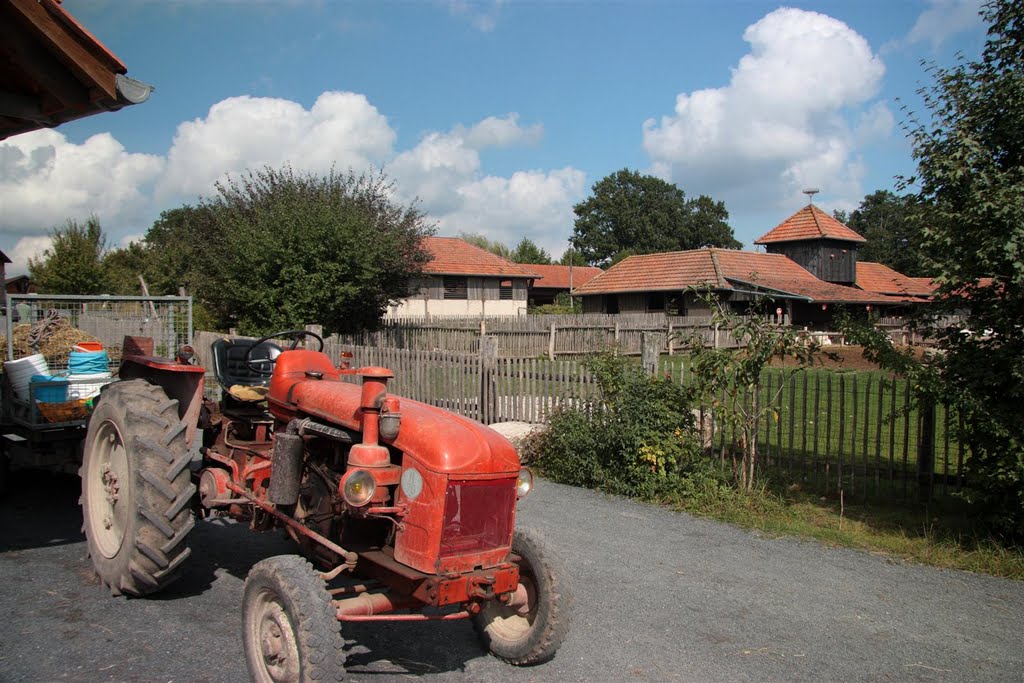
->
[334,592,420,618]
[268,432,303,505]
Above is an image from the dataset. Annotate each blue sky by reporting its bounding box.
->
[0,0,987,275]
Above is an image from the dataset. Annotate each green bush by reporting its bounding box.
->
[534,352,704,498]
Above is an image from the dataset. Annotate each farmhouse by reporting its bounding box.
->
[573,204,925,326]
[386,237,540,317]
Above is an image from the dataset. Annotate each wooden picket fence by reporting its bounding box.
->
[330,313,762,358]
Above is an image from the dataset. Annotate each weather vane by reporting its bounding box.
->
[802,188,820,205]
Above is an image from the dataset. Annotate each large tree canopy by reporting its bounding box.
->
[905,0,1024,537]
[193,167,434,335]
[839,190,929,277]
[572,169,741,267]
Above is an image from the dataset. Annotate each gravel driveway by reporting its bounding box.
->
[1,470,1022,682]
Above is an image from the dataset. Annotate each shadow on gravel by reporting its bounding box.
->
[151,514,297,600]
[340,617,483,677]
[0,469,84,552]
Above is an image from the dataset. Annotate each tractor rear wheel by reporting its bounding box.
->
[242,555,346,683]
[80,380,195,596]
[473,528,572,665]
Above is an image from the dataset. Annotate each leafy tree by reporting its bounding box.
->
[28,216,107,294]
[558,248,588,267]
[684,291,826,491]
[843,190,928,276]
[572,169,741,267]
[457,232,511,259]
[103,241,152,295]
[197,166,434,335]
[510,237,552,265]
[137,205,218,295]
[899,0,1024,538]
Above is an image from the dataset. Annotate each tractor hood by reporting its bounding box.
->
[269,366,520,476]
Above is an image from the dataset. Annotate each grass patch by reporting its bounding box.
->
[655,477,1024,579]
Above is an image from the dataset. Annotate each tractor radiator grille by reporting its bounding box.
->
[439,478,516,559]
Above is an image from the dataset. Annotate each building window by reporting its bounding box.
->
[647,292,665,311]
[499,280,514,300]
[604,294,619,314]
[443,276,468,300]
[667,294,685,316]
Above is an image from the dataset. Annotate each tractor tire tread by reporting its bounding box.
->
[81,379,194,597]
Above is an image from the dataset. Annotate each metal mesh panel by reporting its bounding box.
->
[4,294,192,372]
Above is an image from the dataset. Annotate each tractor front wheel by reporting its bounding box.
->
[243,555,346,683]
[473,528,572,665]
[80,380,195,596]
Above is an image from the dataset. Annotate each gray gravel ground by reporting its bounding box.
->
[2,469,1022,683]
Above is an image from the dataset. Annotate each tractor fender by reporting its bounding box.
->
[115,355,206,450]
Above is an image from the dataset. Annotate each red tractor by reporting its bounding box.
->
[79,331,571,681]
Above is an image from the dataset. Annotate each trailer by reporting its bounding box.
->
[0,294,193,487]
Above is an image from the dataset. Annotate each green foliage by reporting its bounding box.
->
[571,168,741,267]
[844,190,930,277]
[683,291,826,490]
[457,232,511,259]
[534,352,702,498]
[193,166,434,336]
[898,0,1024,539]
[28,216,108,294]
[529,291,581,315]
[510,237,552,265]
[101,206,222,309]
[558,248,587,266]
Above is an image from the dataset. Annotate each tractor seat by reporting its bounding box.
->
[210,337,282,402]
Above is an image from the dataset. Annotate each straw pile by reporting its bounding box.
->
[1,319,101,368]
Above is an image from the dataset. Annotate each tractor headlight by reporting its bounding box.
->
[516,468,534,499]
[342,470,376,507]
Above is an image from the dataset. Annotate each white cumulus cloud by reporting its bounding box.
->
[157,91,396,201]
[0,129,163,244]
[388,115,582,253]
[642,7,888,214]
[442,168,586,254]
[7,235,54,276]
[0,98,578,270]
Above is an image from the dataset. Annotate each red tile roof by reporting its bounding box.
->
[574,248,905,304]
[908,277,936,291]
[527,264,604,289]
[755,205,866,245]
[855,262,935,298]
[423,237,539,278]
[573,250,725,295]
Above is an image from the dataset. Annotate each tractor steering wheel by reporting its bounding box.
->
[244,329,325,375]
